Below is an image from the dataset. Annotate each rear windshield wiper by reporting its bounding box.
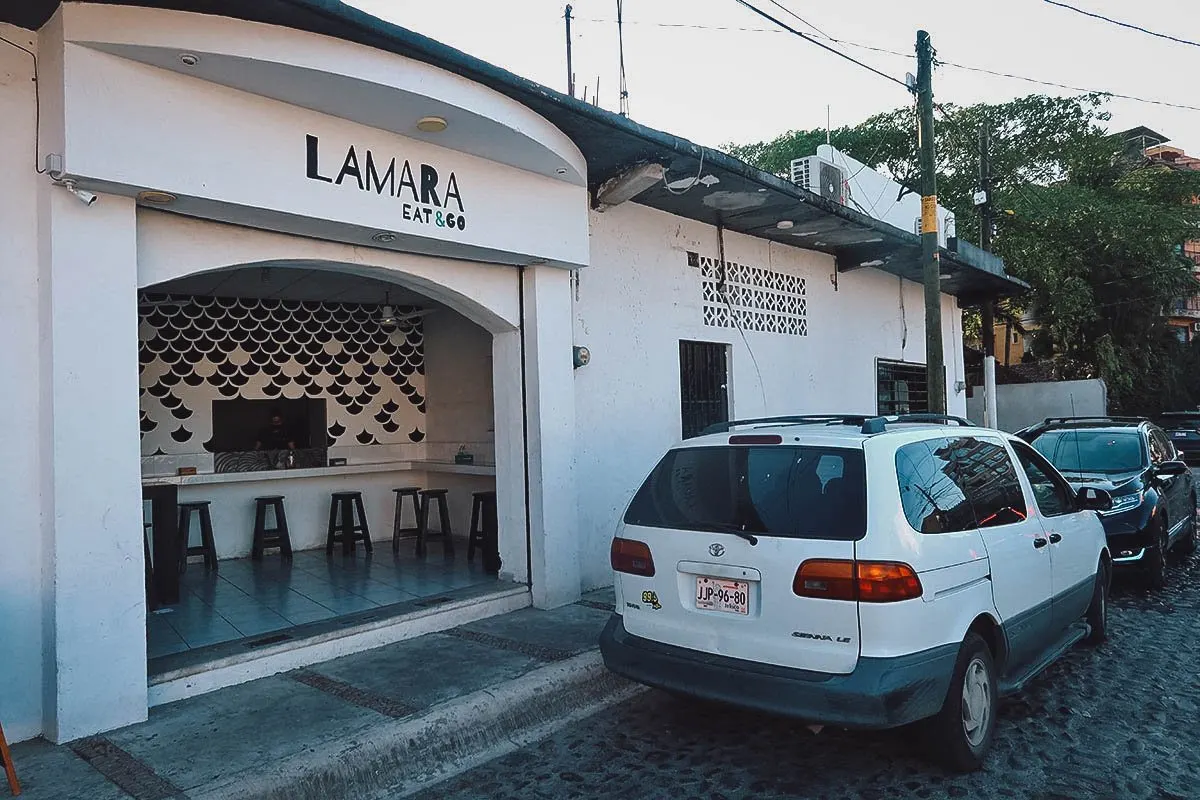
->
[706,524,759,546]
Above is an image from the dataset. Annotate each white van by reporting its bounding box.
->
[600,415,1113,771]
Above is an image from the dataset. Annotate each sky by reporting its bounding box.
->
[347,0,1200,158]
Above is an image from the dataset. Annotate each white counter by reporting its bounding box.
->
[142,459,496,486]
[143,460,497,559]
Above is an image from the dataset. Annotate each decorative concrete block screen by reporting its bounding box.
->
[137,294,425,456]
[687,252,808,336]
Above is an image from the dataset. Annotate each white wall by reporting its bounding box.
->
[573,203,967,590]
[0,22,46,744]
[423,309,498,539]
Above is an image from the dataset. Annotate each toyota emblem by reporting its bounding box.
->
[708,543,725,557]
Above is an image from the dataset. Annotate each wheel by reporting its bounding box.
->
[1147,518,1169,589]
[1084,562,1109,645]
[1178,496,1197,556]
[924,632,997,773]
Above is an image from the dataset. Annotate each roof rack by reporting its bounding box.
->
[699,412,977,438]
[888,413,974,427]
[1039,416,1146,425]
[698,415,861,436]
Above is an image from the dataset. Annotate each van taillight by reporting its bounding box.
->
[793,560,922,602]
[611,537,656,577]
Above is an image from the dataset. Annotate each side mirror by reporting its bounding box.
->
[1154,460,1189,478]
[1076,486,1113,512]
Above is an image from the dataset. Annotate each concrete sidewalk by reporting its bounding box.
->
[9,589,634,800]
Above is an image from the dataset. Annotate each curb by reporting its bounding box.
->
[191,650,643,800]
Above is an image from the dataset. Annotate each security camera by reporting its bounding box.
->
[62,179,97,207]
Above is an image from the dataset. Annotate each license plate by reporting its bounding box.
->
[1174,432,1188,438]
[695,576,749,614]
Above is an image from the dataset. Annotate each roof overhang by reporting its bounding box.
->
[6,0,1026,300]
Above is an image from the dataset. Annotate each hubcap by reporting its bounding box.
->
[961,657,992,748]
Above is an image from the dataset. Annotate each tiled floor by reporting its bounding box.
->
[147,547,499,658]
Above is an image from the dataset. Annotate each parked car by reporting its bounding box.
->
[1156,411,1200,464]
[600,414,1113,772]
[1016,417,1196,588]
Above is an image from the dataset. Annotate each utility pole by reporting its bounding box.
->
[564,5,575,98]
[978,125,998,427]
[916,30,946,414]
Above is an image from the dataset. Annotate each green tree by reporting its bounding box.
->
[725,93,1200,414]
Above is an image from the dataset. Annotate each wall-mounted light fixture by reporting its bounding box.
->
[573,345,591,369]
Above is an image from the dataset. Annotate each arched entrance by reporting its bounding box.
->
[133,213,555,698]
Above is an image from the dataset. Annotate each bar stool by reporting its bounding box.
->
[391,487,422,553]
[468,491,497,563]
[178,501,218,573]
[327,491,372,556]
[252,496,294,561]
[416,488,454,558]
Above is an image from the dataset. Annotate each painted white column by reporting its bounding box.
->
[520,266,580,608]
[492,328,529,586]
[40,187,147,742]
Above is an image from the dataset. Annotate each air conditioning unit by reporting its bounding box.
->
[790,156,846,205]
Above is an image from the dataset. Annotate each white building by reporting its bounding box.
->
[0,0,1024,744]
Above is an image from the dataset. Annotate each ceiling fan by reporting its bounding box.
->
[378,292,434,328]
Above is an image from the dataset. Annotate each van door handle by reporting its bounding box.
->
[1048,533,1062,544]
[1033,537,1048,549]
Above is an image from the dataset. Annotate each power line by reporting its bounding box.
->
[1043,0,1200,49]
[765,0,835,41]
[732,0,911,92]
[577,17,1200,113]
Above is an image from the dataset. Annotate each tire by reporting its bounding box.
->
[1147,518,1169,590]
[924,632,998,773]
[1084,562,1109,646]
[1178,496,1197,557]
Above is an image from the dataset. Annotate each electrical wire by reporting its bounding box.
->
[577,17,1200,113]
[0,34,45,174]
[733,0,912,92]
[1042,0,1200,49]
[765,0,835,41]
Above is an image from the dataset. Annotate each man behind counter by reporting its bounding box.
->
[254,410,296,451]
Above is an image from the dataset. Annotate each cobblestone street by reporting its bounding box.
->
[419,552,1200,800]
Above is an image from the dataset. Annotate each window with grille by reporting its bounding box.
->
[680,341,730,439]
[877,360,929,415]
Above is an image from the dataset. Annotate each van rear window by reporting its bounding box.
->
[623,446,867,540]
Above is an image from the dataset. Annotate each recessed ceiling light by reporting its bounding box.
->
[939,273,953,280]
[179,53,200,66]
[776,220,794,230]
[416,116,448,133]
[371,231,397,243]
[137,190,176,204]
[757,188,767,193]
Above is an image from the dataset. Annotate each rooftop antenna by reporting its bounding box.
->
[564,5,575,97]
[617,0,629,116]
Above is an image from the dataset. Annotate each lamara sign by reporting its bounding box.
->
[305,134,468,231]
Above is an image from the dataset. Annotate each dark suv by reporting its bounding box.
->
[1156,412,1200,464]
[1017,417,1196,587]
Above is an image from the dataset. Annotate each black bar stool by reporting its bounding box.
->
[392,487,422,553]
[468,491,497,563]
[252,496,293,561]
[178,501,218,573]
[326,491,372,555]
[416,488,454,558]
